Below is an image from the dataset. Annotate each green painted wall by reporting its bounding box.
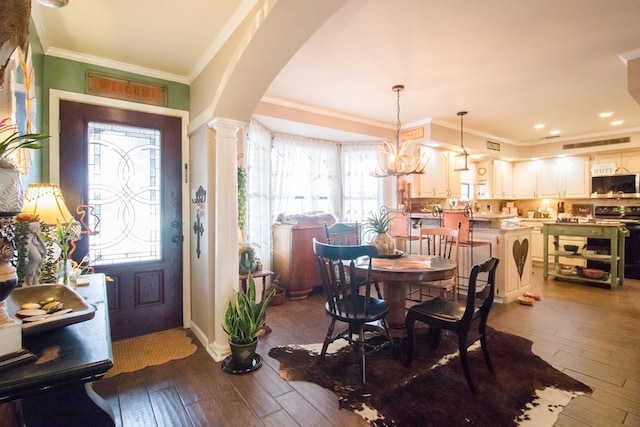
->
[37,55,190,180]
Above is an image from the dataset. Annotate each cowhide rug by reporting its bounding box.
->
[268,328,591,426]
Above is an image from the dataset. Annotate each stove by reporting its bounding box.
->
[590,205,640,279]
[594,205,640,220]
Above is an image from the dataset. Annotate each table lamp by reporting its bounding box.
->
[21,184,74,225]
[20,184,76,284]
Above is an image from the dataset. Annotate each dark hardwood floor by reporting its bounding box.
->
[91,265,640,426]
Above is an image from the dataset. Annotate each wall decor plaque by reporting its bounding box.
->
[85,71,167,107]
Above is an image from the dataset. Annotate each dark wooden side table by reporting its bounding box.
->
[0,274,115,427]
[239,269,274,297]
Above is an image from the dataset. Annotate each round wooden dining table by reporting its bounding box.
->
[356,254,457,328]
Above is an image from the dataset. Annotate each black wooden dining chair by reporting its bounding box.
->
[323,221,382,299]
[408,226,460,302]
[313,238,393,383]
[323,221,360,245]
[404,257,500,393]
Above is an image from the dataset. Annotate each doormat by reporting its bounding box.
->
[268,328,591,426]
[105,328,197,378]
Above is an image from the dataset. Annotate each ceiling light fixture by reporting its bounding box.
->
[370,85,428,177]
[38,0,69,8]
[453,111,469,172]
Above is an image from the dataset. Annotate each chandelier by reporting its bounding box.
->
[370,85,428,177]
[453,111,470,172]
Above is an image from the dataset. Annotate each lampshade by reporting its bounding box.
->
[21,184,74,225]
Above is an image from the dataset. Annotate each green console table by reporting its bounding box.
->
[542,222,628,289]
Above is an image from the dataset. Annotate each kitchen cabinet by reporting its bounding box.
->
[476,159,513,199]
[513,160,538,198]
[538,156,589,198]
[592,150,640,173]
[513,156,589,199]
[272,223,326,299]
[542,223,628,289]
[473,227,532,303]
[416,147,460,198]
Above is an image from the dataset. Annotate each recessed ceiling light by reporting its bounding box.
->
[599,112,614,118]
[38,0,69,7]
[550,130,561,135]
[534,123,545,129]
[611,120,624,126]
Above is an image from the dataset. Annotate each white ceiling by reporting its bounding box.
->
[32,0,640,145]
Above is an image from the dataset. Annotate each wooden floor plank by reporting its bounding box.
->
[84,265,639,427]
[148,387,194,427]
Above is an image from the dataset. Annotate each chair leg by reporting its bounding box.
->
[428,327,442,349]
[458,334,477,393]
[403,313,417,367]
[480,333,494,373]
[359,324,367,383]
[321,319,336,358]
[374,281,382,299]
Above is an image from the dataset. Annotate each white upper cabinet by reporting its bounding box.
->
[591,150,640,174]
[538,156,589,198]
[476,159,513,199]
[513,161,538,199]
[415,147,460,198]
[514,156,589,199]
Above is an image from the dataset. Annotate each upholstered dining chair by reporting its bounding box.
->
[313,238,393,384]
[323,221,360,245]
[408,226,460,302]
[404,257,500,393]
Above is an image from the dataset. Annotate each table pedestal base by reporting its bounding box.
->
[383,281,408,329]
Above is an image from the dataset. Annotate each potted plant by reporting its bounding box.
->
[0,118,49,213]
[238,243,258,274]
[266,275,286,306]
[222,273,276,369]
[363,206,395,255]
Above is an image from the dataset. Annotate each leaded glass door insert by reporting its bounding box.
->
[87,122,161,265]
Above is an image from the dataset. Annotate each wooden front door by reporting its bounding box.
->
[59,100,183,340]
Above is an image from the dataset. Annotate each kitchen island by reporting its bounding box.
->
[542,222,628,289]
[411,211,532,303]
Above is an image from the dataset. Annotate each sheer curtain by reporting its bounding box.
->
[341,142,382,222]
[244,120,273,270]
[271,133,340,220]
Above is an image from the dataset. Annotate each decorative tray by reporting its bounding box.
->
[6,284,95,335]
[374,250,404,259]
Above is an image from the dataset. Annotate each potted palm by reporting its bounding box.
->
[222,273,275,371]
[363,206,395,255]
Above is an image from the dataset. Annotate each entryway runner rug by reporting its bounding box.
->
[105,328,197,378]
[269,328,591,426]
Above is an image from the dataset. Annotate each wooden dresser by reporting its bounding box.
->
[272,223,326,300]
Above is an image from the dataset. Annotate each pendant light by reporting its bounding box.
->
[370,85,428,177]
[454,111,469,172]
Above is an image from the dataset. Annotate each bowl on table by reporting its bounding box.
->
[580,268,606,280]
[563,244,579,253]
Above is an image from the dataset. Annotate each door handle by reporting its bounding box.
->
[171,235,183,243]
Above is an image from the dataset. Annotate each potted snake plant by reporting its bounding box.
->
[222,273,275,369]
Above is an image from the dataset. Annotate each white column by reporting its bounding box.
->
[207,117,246,361]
